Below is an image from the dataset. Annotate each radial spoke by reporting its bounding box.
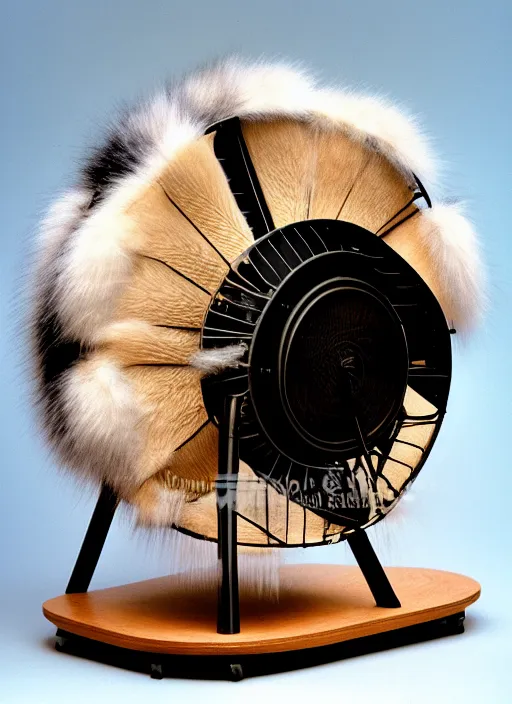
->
[211,117,275,239]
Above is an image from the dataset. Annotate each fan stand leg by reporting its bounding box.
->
[347,530,401,608]
[216,395,243,634]
[65,483,119,594]
[55,483,119,645]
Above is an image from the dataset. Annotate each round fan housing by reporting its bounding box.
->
[202,218,452,534]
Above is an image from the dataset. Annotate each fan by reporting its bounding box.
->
[33,60,483,677]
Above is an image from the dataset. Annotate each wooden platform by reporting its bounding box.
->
[43,564,480,657]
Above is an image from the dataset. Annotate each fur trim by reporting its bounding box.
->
[78,58,435,211]
[421,202,486,335]
[311,89,436,185]
[134,482,186,527]
[131,490,281,596]
[34,188,91,268]
[30,188,91,449]
[31,188,91,354]
[58,357,145,495]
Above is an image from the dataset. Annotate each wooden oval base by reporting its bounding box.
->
[43,565,480,657]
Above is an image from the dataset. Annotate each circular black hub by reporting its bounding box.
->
[249,257,409,467]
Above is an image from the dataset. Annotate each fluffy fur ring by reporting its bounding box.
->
[30,58,485,535]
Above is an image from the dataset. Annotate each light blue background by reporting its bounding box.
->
[1,1,510,702]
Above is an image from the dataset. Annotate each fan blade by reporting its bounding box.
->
[336,148,417,233]
[308,130,368,220]
[176,461,270,544]
[158,133,253,264]
[115,256,210,328]
[383,215,447,316]
[212,117,274,238]
[401,385,437,440]
[242,121,416,235]
[96,321,199,367]
[241,120,316,228]
[378,386,436,495]
[156,421,219,488]
[128,182,229,294]
[125,365,208,479]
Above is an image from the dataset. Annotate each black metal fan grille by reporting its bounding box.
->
[197,117,451,548]
[201,219,451,546]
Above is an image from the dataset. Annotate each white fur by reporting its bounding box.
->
[190,343,247,375]
[30,189,91,389]
[55,208,135,343]
[127,102,202,173]
[59,358,145,495]
[128,58,435,182]
[165,530,280,598]
[421,202,486,335]
[31,188,91,344]
[35,188,91,265]
[185,59,315,118]
[311,89,437,186]
[136,485,186,527]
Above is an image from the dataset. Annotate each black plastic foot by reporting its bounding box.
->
[150,662,164,679]
[229,663,244,681]
[55,636,68,652]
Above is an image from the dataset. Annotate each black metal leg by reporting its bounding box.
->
[216,395,242,634]
[65,483,119,594]
[347,530,401,608]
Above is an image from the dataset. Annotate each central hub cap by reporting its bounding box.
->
[250,260,409,467]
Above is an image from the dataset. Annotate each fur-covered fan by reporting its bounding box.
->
[30,58,485,541]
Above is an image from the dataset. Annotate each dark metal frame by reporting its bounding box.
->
[64,484,119,594]
[216,394,243,633]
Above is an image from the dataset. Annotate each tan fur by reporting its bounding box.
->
[124,365,208,485]
[385,205,484,336]
[242,119,416,234]
[156,421,219,486]
[133,480,186,527]
[134,459,345,546]
[158,133,253,259]
[96,321,199,367]
[51,123,445,540]
[384,215,439,281]
[242,119,316,227]
[336,149,415,233]
[309,129,370,220]
[127,181,229,294]
[115,255,210,328]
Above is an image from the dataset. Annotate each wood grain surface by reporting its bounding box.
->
[43,564,480,655]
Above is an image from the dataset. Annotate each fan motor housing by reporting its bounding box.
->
[201,218,452,532]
